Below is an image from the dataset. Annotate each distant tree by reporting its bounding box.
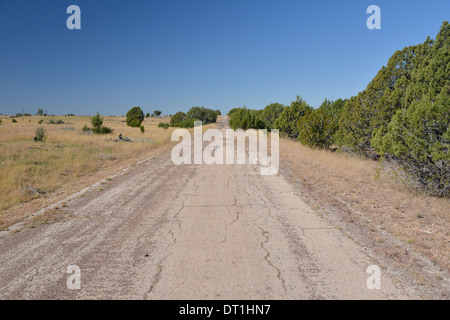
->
[260,103,284,130]
[229,107,264,130]
[158,122,170,129]
[227,108,241,117]
[274,96,313,138]
[91,112,103,128]
[297,109,335,149]
[33,127,46,142]
[185,106,220,124]
[170,111,186,126]
[153,110,162,117]
[90,112,113,134]
[126,107,145,127]
[145,113,150,118]
[36,108,44,116]
[372,92,450,196]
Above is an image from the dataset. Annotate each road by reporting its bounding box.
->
[0,118,414,299]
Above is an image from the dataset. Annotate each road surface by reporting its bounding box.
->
[0,119,415,299]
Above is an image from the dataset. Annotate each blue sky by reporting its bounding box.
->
[0,0,449,116]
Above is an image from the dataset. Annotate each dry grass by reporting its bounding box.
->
[23,206,74,229]
[280,138,449,273]
[0,115,177,230]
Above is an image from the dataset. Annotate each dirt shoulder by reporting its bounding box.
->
[279,138,449,298]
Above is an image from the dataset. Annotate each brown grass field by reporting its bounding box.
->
[0,115,178,230]
[279,139,449,275]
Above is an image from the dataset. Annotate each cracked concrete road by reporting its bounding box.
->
[0,119,414,299]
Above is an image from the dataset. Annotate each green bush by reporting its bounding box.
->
[170,112,186,126]
[38,119,44,124]
[229,108,264,130]
[91,126,113,134]
[140,125,145,133]
[274,96,312,138]
[174,118,196,128]
[227,108,241,117]
[297,109,336,149]
[336,22,450,157]
[260,103,284,130]
[82,124,90,132]
[126,106,144,127]
[12,118,17,123]
[158,122,170,129]
[89,113,112,134]
[34,127,46,142]
[372,93,449,196]
[185,106,220,124]
[129,119,141,128]
[91,112,103,128]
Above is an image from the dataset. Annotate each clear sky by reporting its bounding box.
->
[0,0,449,116]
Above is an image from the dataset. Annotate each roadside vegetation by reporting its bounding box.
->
[0,114,176,230]
[169,106,220,128]
[228,21,450,198]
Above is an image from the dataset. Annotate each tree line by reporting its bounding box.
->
[228,21,450,197]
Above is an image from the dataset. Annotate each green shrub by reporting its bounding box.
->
[34,127,46,142]
[260,103,284,130]
[126,106,144,127]
[140,125,145,133]
[297,109,335,149]
[12,118,17,123]
[336,22,450,157]
[186,106,220,124]
[229,107,264,130]
[175,118,196,128]
[91,112,103,128]
[130,119,141,128]
[170,112,186,126]
[274,96,312,138]
[38,119,44,124]
[82,124,90,132]
[158,122,170,129]
[91,126,113,134]
[372,93,449,196]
